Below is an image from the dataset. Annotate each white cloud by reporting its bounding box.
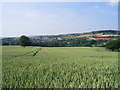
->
[110,11,118,15]
[94,5,99,9]
[25,11,38,17]
[25,10,45,18]
[108,0,118,6]
[46,20,53,23]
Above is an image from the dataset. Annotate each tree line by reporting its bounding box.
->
[19,35,108,47]
[3,35,119,51]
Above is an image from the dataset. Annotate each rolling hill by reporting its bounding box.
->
[1,30,119,47]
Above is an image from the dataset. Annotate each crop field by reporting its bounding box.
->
[2,46,119,88]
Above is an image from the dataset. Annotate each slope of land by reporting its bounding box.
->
[1,30,119,47]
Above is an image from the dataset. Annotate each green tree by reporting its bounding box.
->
[19,35,31,47]
[105,40,120,51]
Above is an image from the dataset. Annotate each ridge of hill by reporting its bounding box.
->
[1,30,119,46]
[57,30,119,40]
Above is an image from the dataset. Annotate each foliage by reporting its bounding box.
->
[92,30,119,34]
[2,30,118,47]
[19,35,31,47]
[31,38,107,47]
[105,40,120,51]
[2,38,19,45]
[2,46,118,88]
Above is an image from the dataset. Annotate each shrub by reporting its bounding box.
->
[105,40,120,51]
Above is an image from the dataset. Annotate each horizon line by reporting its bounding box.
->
[1,29,118,38]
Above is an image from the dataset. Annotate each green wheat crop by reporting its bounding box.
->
[2,46,119,88]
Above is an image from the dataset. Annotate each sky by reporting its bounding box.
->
[1,1,118,37]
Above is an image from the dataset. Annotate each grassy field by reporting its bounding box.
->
[2,46,119,88]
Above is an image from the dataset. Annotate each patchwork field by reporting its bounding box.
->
[2,46,119,88]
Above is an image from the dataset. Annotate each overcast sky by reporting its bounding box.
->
[2,1,118,37]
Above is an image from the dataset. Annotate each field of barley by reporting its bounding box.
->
[2,46,119,88]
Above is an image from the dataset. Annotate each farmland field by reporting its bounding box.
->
[2,46,119,88]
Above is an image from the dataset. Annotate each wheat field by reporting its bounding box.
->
[2,46,119,88]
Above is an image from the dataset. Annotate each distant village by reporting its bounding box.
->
[1,30,119,47]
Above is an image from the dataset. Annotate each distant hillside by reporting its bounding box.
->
[56,30,119,40]
[92,30,119,34]
[1,30,119,47]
